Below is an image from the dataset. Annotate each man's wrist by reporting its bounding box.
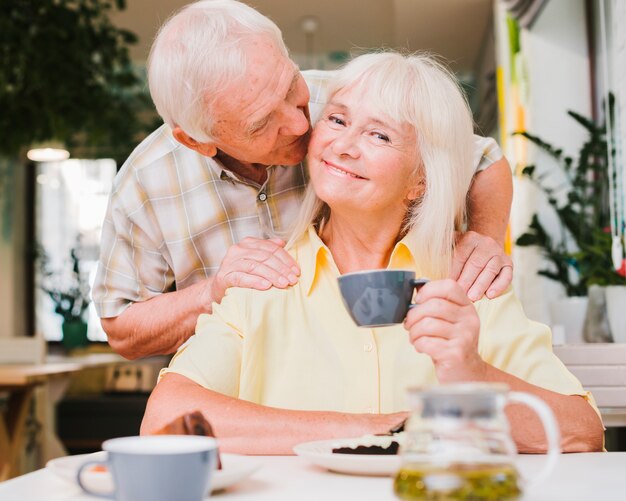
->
[197,277,216,314]
[465,225,505,248]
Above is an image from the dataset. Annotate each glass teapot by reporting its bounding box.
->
[394,383,560,501]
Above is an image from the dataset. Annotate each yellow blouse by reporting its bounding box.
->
[162,226,593,415]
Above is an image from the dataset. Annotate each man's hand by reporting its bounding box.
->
[208,237,300,305]
[404,279,486,383]
[451,231,512,301]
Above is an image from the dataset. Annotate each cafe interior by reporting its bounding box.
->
[1,0,626,499]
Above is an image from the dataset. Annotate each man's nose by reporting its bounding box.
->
[279,104,310,137]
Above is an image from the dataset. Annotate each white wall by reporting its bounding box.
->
[508,0,592,323]
[613,0,626,226]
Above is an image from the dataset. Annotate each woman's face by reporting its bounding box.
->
[307,85,421,221]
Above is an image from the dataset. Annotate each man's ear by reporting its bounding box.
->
[172,127,218,157]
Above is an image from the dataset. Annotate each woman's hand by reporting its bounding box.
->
[404,279,487,383]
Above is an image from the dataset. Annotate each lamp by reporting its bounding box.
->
[27,141,70,162]
[300,16,319,35]
[300,16,320,70]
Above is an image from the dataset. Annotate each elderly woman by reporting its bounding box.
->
[141,52,603,454]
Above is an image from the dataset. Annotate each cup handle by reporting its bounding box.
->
[507,391,561,486]
[76,460,116,499]
[408,278,429,310]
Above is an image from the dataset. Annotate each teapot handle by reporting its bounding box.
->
[507,391,561,486]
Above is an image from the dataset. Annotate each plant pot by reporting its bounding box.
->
[62,319,89,351]
[605,286,626,343]
[582,285,612,343]
[549,296,588,344]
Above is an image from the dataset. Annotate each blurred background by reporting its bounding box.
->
[1,0,626,478]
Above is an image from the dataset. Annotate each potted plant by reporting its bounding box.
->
[0,0,150,158]
[0,0,153,239]
[39,246,92,350]
[0,0,152,343]
[515,95,626,342]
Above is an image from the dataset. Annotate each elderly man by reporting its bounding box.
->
[93,0,513,360]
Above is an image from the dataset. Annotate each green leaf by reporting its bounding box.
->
[0,0,151,158]
[516,233,540,246]
[514,101,617,296]
[538,270,562,282]
[567,110,600,134]
[514,131,564,160]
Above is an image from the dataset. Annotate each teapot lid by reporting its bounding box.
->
[406,383,510,419]
[407,383,510,396]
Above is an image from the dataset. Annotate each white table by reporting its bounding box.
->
[1,453,625,501]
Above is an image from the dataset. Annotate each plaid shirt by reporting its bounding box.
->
[93,124,307,317]
[93,72,503,318]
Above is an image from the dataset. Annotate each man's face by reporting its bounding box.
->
[208,37,311,166]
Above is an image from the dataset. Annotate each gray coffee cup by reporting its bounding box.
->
[338,269,428,327]
[76,435,218,501]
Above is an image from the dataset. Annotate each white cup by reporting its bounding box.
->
[77,435,218,501]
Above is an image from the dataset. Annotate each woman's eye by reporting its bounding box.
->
[327,114,345,126]
[373,132,390,142]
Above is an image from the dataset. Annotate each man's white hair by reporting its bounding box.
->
[148,0,288,142]
[289,52,475,279]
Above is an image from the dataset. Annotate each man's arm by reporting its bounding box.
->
[453,156,514,300]
[467,156,513,244]
[102,279,211,359]
[141,373,407,455]
[103,237,300,359]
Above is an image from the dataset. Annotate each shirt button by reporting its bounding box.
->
[363,343,373,352]
[258,192,267,202]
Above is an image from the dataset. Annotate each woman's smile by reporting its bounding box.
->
[322,159,368,180]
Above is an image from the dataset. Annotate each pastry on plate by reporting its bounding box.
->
[153,410,222,469]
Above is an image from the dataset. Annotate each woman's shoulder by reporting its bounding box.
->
[214,280,300,320]
[472,286,526,323]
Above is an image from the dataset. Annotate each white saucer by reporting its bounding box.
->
[46,451,260,494]
[294,438,401,476]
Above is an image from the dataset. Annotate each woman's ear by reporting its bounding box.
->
[406,178,425,202]
[172,127,218,157]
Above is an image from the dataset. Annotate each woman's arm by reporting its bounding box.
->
[141,373,408,455]
[473,364,603,453]
[404,279,604,453]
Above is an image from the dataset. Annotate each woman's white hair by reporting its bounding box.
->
[289,51,476,279]
[148,0,288,142]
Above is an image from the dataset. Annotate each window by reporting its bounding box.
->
[35,159,116,342]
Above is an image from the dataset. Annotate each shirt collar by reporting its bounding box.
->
[295,226,332,296]
[295,226,422,296]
